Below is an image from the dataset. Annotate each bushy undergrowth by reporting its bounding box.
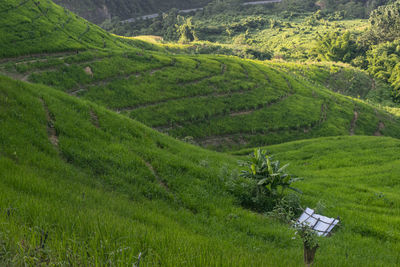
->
[268,194,303,224]
[226,148,302,212]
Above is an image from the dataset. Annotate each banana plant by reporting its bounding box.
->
[240,148,302,198]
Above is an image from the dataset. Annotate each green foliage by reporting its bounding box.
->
[268,194,303,223]
[367,40,400,102]
[176,17,197,43]
[277,0,317,13]
[369,0,400,43]
[389,64,400,101]
[314,31,360,63]
[294,223,319,249]
[317,0,389,19]
[240,149,302,197]
[227,148,301,211]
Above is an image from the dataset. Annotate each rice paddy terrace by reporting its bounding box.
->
[2,49,400,150]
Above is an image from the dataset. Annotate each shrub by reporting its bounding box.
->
[294,223,319,250]
[294,223,320,266]
[226,148,302,212]
[267,193,303,224]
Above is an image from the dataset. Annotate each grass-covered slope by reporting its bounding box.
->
[2,50,400,151]
[1,1,399,151]
[0,0,153,58]
[0,75,293,266]
[1,75,400,265]
[273,61,395,105]
[235,135,400,266]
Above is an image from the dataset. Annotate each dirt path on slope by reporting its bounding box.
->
[0,51,77,64]
[374,122,385,136]
[40,98,59,149]
[90,109,100,128]
[221,63,227,75]
[143,161,170,192]
[240,63,249,79]
[350,110,359,136]
[320,103,327,124]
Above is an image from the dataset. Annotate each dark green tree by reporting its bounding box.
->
[369,1,400,42]
[176,17,197,43]
[314,31,360,63]
[367,40,400,102]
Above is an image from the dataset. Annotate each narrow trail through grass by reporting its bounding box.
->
[350,110,359,136]
[374,121,385,136]
[143,161,170,192]
[0,51,77,64]
[89,109,100,128]
[40,98,59,148]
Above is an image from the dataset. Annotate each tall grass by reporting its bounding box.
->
[1,76,400,265]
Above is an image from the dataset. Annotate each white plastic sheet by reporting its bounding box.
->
[297,208,339,237]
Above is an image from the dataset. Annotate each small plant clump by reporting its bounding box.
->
[226,148,302,212]
[268,193,303,224]
[293,223,320,266]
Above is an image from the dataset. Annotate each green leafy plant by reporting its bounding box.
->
[227,148,302,211]
[293,223,319,266]
[268,194,303,224]
[294,223,319,250]
[239,148,302,197]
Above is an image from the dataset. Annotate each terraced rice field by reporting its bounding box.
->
[1,50,399,150]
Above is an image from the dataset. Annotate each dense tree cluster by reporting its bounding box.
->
[315,0,390,18]
[367,40,400,101]
[314,31,361,63]
[369,1,400,42]
[312,1,400,102]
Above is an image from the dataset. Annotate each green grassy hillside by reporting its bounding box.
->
[1,1,400,265]
[272,61,396,105]
[2,1,399,151]
[1,75,400,265]
[2,50,400,151]
[0,0,158,57]
[0,75,286,266]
